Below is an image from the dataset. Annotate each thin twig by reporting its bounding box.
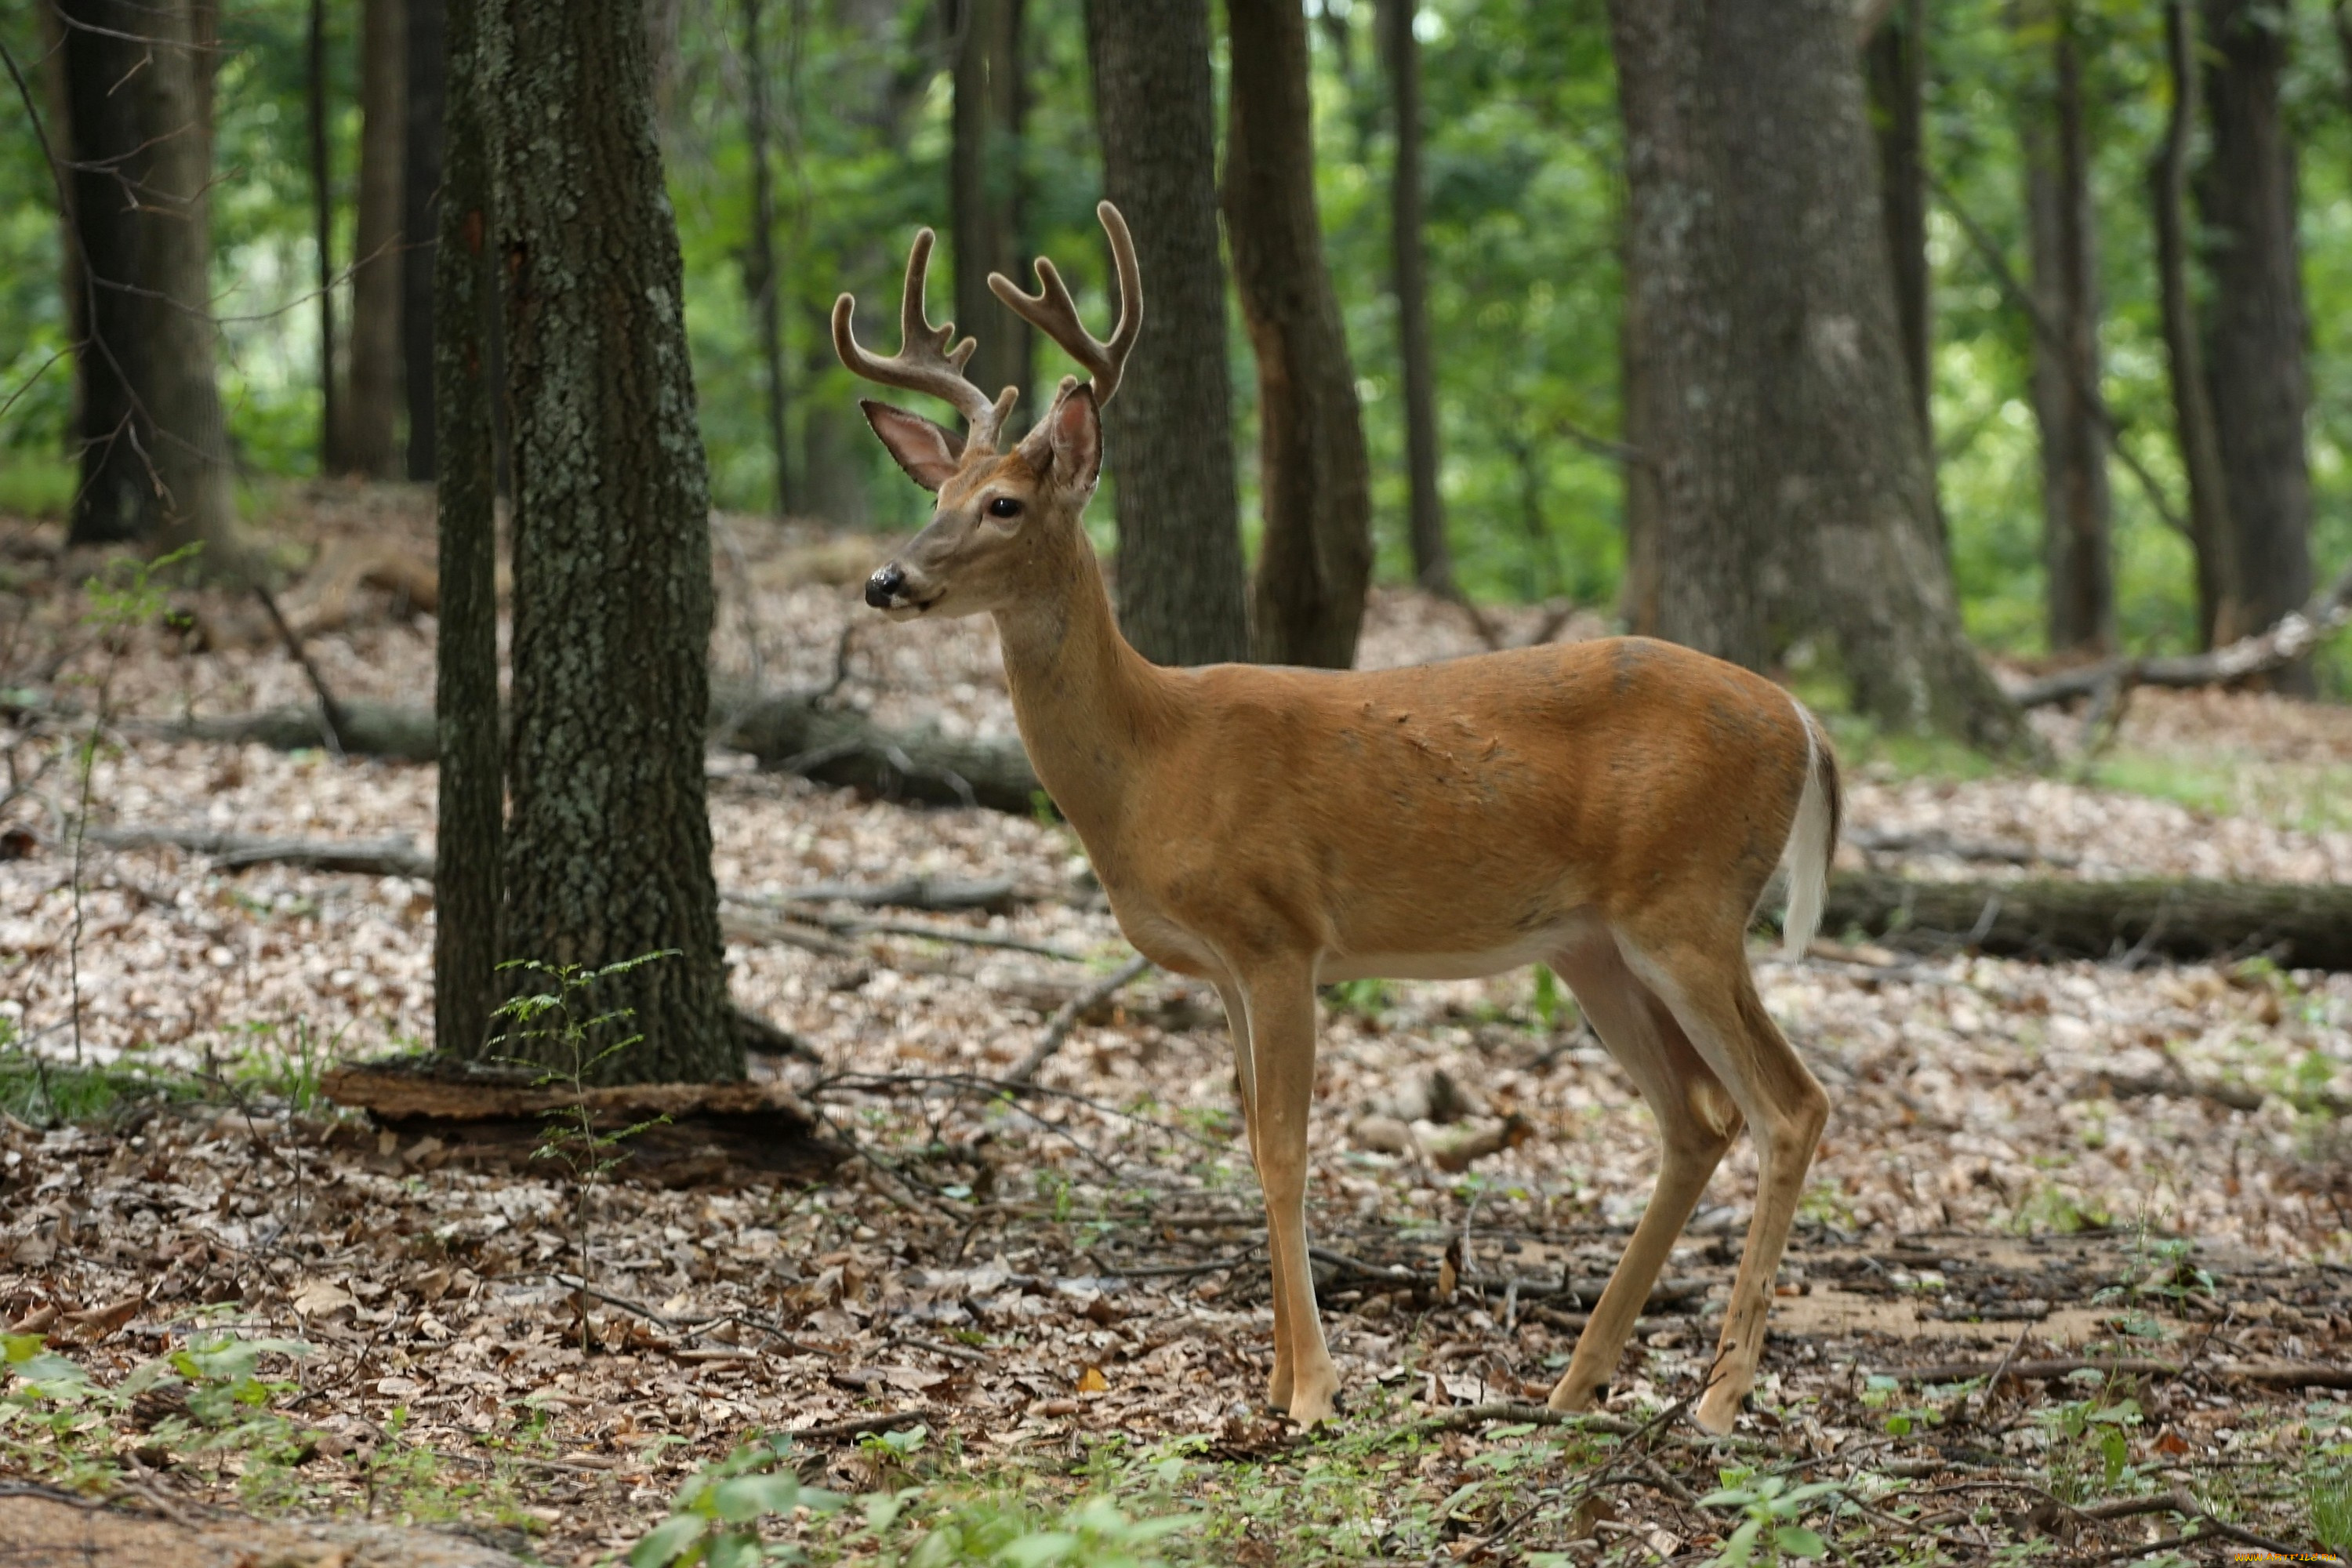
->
[1006,953,1152,1083]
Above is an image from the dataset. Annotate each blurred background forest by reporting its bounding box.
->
[2,0,2350,690]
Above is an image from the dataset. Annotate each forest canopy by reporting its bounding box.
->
[2,0,2349,693]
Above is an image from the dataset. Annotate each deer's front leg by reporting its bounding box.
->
[1215,978,1294,1412]
[1239,963,1340,1425]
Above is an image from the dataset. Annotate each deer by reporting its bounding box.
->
[831,202,1841,1433]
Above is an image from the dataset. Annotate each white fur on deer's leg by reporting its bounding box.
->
[1244,967,1340,1425]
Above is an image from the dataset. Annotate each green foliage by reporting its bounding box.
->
[2036,1388,2143,1503]
[1696,1470,1840,1567]
[626,1429,1200,1568]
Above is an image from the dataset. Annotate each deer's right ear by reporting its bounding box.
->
[861,400,964,492]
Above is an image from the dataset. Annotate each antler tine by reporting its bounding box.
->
[832,226,1010,448]
[988,200,1143,408]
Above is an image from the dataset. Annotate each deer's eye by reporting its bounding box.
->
[987,495,1023,520]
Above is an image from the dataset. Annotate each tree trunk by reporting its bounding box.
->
[2196,0,2314,691]
[432,0,502,1062]
[309,0,340,472]
[2153,0,2233,649]
[949,0,1028,424]
[1617,179,1661,633]
[1605,0,2030,753]
[346,0,407,478]
[38,1,84,459]
[1864,0,1929,443]
[1081,0,1250,666]
[2020,1,2113,655]
[742,0,793,514]
[403,0,445,480]
[1227,0,1375,670]
[1381,0,1454,597]
[58,0,245,572]
[481,0,737,1083]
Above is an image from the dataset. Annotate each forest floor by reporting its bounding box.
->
[2,486,2350,1565]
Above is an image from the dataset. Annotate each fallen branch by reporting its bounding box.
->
[786,1410,938,1443]
[1822,871,2352,971]
[1005,953,1153,1084]
[1309,1247,1711,1311]
[82,826,434,878]
[1846,826,2078,869]
[1878,1356,2352,1389]
[2015,557,2352,709]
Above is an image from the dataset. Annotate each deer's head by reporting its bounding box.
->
[835,203,1140,621]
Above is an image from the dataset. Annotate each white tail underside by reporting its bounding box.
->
[1780,702,1833,960]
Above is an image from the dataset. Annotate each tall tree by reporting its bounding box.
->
[1082,0,1250,666]
[949,0,1028,422]
[2020,0,2113,655]
[57,0,245,572]
[481,0,736,1081]
[432,0,501,1060]
[2153,0,2232,648]
[1380,0,1455,597]
[346,0,408,477]
[1607,0,2030,751]
[1226,0,1374,670]
[742,0,793,514]
[403,0,445,479]
[308,0,339,470]
[1864,0,1929,436]
[2197,0,2314,689]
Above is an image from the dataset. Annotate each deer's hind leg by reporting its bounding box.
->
[1614,925,1828,1435]
[1545,931,1744,1414]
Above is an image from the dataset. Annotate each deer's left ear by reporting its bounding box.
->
[1017,381,1102,493]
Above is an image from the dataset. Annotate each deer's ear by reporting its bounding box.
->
[862,400,964,492]
[1017,382,1102,493]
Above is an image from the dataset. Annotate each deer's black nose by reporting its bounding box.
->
[865,563,906,608]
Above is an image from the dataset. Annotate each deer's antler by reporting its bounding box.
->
[989,201,1142,408]
[833,227,1019,452]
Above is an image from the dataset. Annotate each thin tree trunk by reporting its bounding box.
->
[38,0,83,459]
[742,0,792,514]
[347,0,406,478]
[2020,1,2113,655]
[1381,0,1454,597]
[1606,0,2030,753]
[1227,0,1375,670]
[949,0,1028,423]
[58,0,245,574]
[1082,0,1249,666]
[2197,0,2314,691]
[432,0,500,1060]
[403,0,445,479]
[481,0,736,1083]
[1865,0,1929,441]
[1617,174,1660,633]
[309,0,339,472]
[2153,0,2230,649]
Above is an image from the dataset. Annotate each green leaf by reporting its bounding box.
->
[1776,1525,1828,1558]
[711,1473,801,1522]
[627,1514,709,1568]
[995,1532,1080,1567]
[703,1530,761,1568]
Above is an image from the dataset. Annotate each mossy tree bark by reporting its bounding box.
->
[1082,0,1250,666]
[478,0,737,1083]
[1606,0,2030,753]
[345,0,407,478]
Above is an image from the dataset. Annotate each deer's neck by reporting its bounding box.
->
[992,536,1174,867]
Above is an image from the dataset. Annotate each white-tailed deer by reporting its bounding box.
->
[833,204,1840,1432]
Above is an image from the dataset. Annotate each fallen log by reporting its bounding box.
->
[1880,1356,2352,1390]
[131,686,1048,811]
[2014,557,2352,708]
[1821,870,2352,971]
[319,1052,844,1181]
[83,825,434,878]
